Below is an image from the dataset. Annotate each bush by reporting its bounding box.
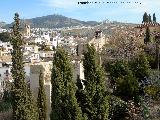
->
[0,101,12,112]
[108,95,129,120]
[145,85,160,100]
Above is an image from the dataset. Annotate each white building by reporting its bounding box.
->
[39,51,54,58]
[32,37,45,44]
[24,45,39,53]
[0,67,10,92]
[27,53,40,63]
[0,65,31,93]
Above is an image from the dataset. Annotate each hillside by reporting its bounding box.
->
[5,14,99,29]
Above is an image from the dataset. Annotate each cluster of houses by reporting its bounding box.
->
[0,22,131,117]
[0,24,91,97]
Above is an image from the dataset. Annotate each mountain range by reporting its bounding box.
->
[5,14,99,29]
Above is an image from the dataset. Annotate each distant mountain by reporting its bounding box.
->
[6,14,99,29]
[0,21,6,27]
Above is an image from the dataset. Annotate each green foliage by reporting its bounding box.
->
[143,12,149,23]
[105,60,130,87]
[11,13,37,120]
[0,90,13,112]
[105,60,140,103]
[148,14,152,22]
[129,53,150,80]
[146,54,156,69]
[153,13,156,23]
[81,44,109,120]
[115,71,140,103]
[0,32,11,42]
[50,48,83,120]
[0,101,12,112]
[148,70,160,85]
[145,27,151,44]
[145,85,160,100]
[139,97,150,119]
[108,95,129,120]
[37,71,47,120]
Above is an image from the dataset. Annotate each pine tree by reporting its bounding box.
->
[82,44,109,120]
[144,27,150,44]
[37,70,47,120]
[11,13,37,120]
[50,48,83,120]
[153,13,156,23]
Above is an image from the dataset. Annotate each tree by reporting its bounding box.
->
[115,71,140,103]
[143,12,149,23]
[0,32,11,42]
[129,53,150,97]
[153,13,156,23]
[148,14,152,22]
[11,13,37,120]
[129,53,150,80]
[50,48,83,120]
[37,71,47,120]
[144,27,151,44]
[75,75,88,119]
[108,95,129,120]
[105,60,140,103]
[82,44,109,120]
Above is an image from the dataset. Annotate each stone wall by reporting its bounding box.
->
[30,64,51,120]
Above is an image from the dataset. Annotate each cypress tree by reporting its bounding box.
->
[148,14,152,22]
[37,70,47,120]
[82,44,109,120]
[143,12,149,23]
[50,48,83,120]
[11,13,37,120]
[144,27,150,44]
[153,13,156,23]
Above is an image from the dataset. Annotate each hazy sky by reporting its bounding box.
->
[0,0,160,23]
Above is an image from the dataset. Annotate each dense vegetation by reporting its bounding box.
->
[50,48,83,120]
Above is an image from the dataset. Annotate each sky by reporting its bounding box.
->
[0,0,160,24]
